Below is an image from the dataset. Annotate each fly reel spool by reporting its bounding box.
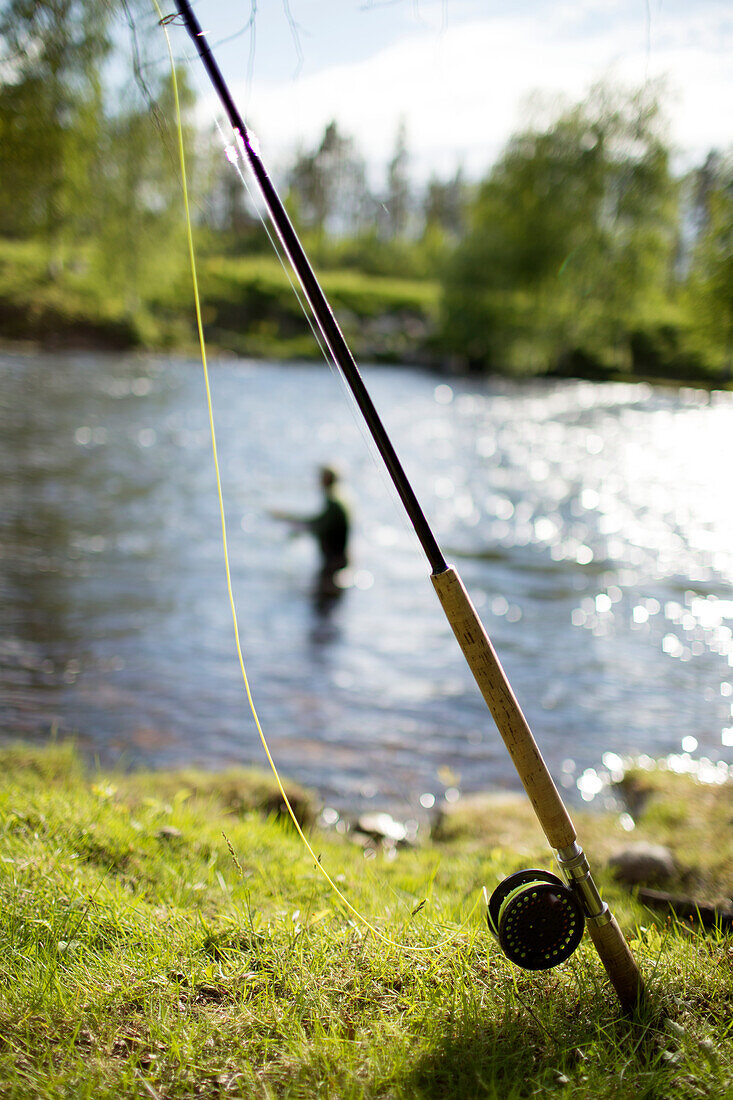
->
[487,869,584,970]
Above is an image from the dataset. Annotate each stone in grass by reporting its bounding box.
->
[260,785,318,830]
[356,812,409,845]
[157,825,183,841]
[608,842,676,886]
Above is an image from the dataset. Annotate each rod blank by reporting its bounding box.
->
[175,0,446,576]
[431,567,576,849]
[175,0,644,1013]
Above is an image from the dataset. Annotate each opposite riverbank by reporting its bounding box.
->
[2,239,730,390]
[1,740,730,1098]
[0,240,441,367]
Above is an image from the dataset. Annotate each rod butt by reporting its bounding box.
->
[586,913,645,1013]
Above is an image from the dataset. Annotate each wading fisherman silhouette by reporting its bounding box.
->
[271,465,351,602]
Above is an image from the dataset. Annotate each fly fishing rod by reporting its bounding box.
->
[175,0,643,1013]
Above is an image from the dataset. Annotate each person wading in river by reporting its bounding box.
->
[271,465,350,597]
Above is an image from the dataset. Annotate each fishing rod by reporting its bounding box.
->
[174,0,644,1013]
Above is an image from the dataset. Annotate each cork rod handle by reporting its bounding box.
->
[586,915,644,1013]
[431,566,576,851]
[432,566,645,1010]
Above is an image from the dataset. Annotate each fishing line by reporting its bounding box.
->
[213,121,334,372]
[155,2,480,951]
[209,114,431,559]
[163,0,645,1012]
[170,5,439,561]
[213,116,418,560]
[166,16,419,584]
[214,118,401,532]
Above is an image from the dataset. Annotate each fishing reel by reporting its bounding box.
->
[486,869,584,970]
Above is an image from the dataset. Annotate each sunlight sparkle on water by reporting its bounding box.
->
[577,768,604,801]
[4,359,732,810]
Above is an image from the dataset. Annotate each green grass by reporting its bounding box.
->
[200,255,438,313]
[0,239,158,349]
[196,254,439,361]
[0,741,731,1098]
[0,237,440,362]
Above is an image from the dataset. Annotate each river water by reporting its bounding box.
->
[2,351,732,816]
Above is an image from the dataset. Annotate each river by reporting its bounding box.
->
[2,350,732,816]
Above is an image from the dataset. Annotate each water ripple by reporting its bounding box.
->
[1,352,731,813]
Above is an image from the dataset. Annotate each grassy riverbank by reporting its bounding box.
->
[3,237,731,388]
[0,741,730,1098]
[0,239,440,365]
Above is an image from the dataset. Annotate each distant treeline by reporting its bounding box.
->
[0,0,731,382]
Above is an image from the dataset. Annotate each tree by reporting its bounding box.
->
[0,0,112,246]
[689,150,723,242]
[441,83,678,373]
[287,120,371,238]
[92,66,199,310]
[686,151,733,372]
[206,149,264,247]
[382,118,411,238]
[423,168,466,238]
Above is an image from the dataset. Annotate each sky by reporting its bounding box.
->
[165,0,732,183]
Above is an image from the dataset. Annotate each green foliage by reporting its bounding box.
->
[305,226,455,281]
[0,235,180,347]
[684,152,733,373]
[287,120,372,238]
[1,6,730,382]
[0,0,198,338]
[441,84,686,376]
[89,66,197,312]
[196,253,438,360]
[0,0,112,244]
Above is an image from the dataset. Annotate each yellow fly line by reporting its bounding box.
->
[154,3,481,952]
